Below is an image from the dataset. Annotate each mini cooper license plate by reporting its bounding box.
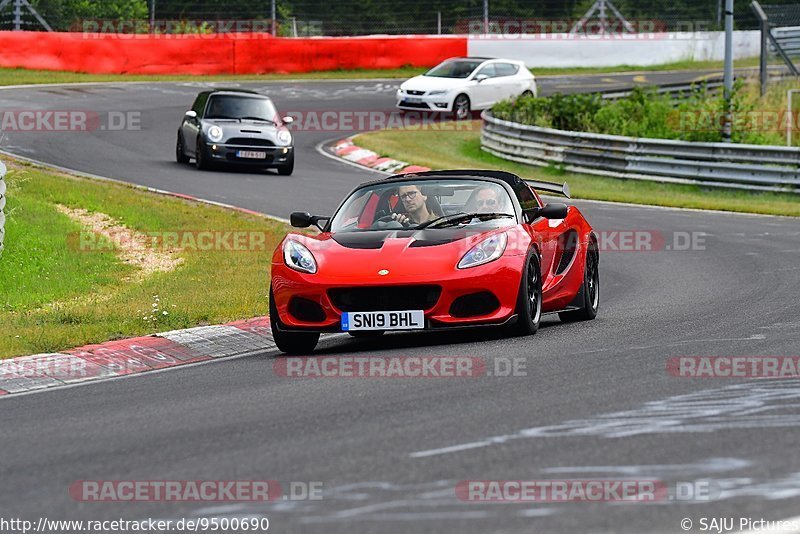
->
[341,311,425,331]
[237,150,267,159]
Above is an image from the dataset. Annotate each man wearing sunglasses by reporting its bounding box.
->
[392,184,438,226]
[473,185,506,213]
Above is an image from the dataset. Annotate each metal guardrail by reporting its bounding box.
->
[481,111,800,193]
[772,26,800,56]
[0,160,6,254]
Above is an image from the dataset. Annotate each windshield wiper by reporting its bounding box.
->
[206,115,240,120]
[418,212,514,229]
[241,116,277,125]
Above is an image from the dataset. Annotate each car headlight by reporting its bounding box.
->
[457,233,508,269]
[283,240,317,274]
[207,125,223,142]
[428,90,449,96]
[278,129,292,145]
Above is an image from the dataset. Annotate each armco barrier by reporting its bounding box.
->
[481,111,800,193]
[0,32,467,75]
[0,160,5,254]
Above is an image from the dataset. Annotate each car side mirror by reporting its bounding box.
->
[290,212,329,231]
[282,115,294,125]
[185,110,197,119]
[523,203,568,222]
[540,203,568,219]
[475,74,488,83]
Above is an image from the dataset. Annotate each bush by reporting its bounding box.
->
[491,80,790,146]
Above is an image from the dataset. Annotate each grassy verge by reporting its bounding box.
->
[354,123,800,217]
[0,57,768,86]
[0,160,289,358]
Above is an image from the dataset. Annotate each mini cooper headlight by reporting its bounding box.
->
[283,240,317,274]
[207,125,224,142]
[278,129,292,146]
[458,233,508,269]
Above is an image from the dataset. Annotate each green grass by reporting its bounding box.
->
[0,57,769,86]
[0,161,289,358]
[354,123,800,217]
[534,56,767,77]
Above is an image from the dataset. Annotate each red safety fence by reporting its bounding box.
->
[0,32,467,75]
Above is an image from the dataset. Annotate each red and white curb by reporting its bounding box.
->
[0,317,276,397]
[331,138,431,175]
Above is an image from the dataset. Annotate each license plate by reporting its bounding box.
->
[341,310,425,331]
[236,150,267,159]
[404,97,422,103]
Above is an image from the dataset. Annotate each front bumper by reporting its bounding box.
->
[395,91,453,112]
[207,143,293,166]
[271,255,524,333]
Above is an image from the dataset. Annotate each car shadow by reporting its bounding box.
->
[311,317,563,356]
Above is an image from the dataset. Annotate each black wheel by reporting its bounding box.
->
[195,136,210,170]
[559,242,599,322]
[520,90,534,99]
[277,152,294,176]
[511,249,542,336]
[269,288,319,354]
[176,133,190,164]
[453,94,471,121]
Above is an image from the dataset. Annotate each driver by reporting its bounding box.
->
[473,185,506,213]
[392,184,438,226]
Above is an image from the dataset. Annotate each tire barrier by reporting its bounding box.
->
[0,32,467,75]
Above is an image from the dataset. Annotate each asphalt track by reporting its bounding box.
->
[2,69,800,533]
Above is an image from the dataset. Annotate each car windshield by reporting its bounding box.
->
[329,179,516,233]
[424,60,483,79]
[205,95,278,122]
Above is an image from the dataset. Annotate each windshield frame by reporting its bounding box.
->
[423,59,485,79]
[203,94,278,123]
[323,177,522,233]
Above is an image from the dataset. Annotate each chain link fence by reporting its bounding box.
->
[4,0,800,34]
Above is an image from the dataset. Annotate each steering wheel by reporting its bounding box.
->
[374,215,409,229]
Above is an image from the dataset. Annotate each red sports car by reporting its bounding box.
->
[269,170,599,354]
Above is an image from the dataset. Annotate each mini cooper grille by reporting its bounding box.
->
[226,138,275,147]
[328,286,441,312]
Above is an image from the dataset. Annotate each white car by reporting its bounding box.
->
[396,57,537,120]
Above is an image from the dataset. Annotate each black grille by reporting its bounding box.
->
[328,285,441,312]
[226,138,274,147]
[556,231,579,275]
[288,297,326,322]
[398,101,430,109]
[406,90,426,96]
[449,291,500,318]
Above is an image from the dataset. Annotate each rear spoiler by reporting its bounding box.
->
[525,180,571,199]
